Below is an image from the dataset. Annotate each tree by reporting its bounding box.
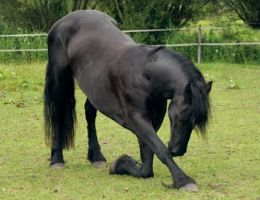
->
[94,0,213,44]
[22,0,69,31]
[169,0,212,27]
[102,0,212,29]
[0,0,220,32]
[224,0,260,28]
[0,0,23,32]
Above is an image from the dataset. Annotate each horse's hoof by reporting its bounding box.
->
[51,163,64,169]
[92,161,106,168]
[109,160,117,174]
[180,183,198,192]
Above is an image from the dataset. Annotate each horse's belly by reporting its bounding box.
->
[74,66,123,120]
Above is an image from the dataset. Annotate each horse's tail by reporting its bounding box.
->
[44,33,76,149]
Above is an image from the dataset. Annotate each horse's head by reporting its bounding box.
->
[168,81,212,157]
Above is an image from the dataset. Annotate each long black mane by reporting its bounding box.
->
[171,51,211,134]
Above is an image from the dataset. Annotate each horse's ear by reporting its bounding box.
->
[206,81,213,94]
[184,81,192,104]
[147,46,165,62]
[148,45,165,56]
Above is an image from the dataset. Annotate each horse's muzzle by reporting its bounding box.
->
[169,148,186,157]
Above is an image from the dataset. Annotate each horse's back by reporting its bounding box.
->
[48,10,117,38]
[48,10,133,56]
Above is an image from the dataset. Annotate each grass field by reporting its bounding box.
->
[0,62,259,200]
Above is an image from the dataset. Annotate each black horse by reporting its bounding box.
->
[44,10,212,192]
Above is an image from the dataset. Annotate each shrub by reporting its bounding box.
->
[0,25,259,64]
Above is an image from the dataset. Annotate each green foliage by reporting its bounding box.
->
[0,0,69,32]
[200,26,260,63]
[223,0,260,29]
[1,0,212,32]
[0,33,47,63]
[0,0,259,63]
[20,0,69,32]
[103,0,211,30]
[165,26,260,63]
[165,29,198,61]
[0,25,259,63]
[0,0,23,32]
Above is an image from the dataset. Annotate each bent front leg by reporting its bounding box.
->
[138,139,154,178]
[85,99,106,164]
[129,113,197,190]
[109,139,154,178]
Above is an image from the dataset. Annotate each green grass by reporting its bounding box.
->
[0,62,259,200]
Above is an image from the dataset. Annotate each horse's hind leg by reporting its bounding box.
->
[85,99,106,167]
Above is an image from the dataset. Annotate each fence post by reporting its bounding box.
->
[197,25,202,64]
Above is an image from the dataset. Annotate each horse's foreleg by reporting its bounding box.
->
[85,99,106,166]
[138,139,154,177]
[109,139,154,178]
[111,113,197,191]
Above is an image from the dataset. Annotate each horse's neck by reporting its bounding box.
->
[148,64,189,100]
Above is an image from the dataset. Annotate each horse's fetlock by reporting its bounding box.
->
[140,170,154,178]
[87,148,106,163]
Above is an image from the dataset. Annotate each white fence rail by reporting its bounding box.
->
[0,33,47,38]
[1,26,260,63]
